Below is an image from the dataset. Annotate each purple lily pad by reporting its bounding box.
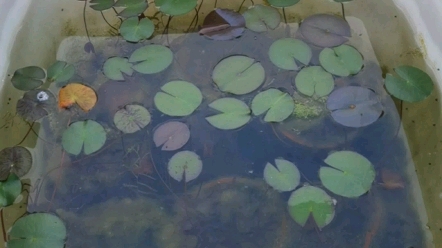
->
[300,14,351,48]
[199,8,245,41]
[327,86,383,128]
[16,89,56,122]
[153,121,190,151]
[84,42,95,54]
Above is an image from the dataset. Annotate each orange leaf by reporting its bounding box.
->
[380,168,405,190]
[58,83,97,112]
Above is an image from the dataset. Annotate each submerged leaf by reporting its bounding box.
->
[380,168,405,190]
[268,38,312,71]
[153,121,190,151]
[300,14,351,47]
[0,146,32,181]
[84,42,95,54]
[129,44,173,74]
[58,83,98,112]
[89,0,114,11]
[264,158,300,191]
[114,0,149,18]
[113,104,151,133]
[251,88,294,122]
[206,98,251,130]
[103,57,134,81]
[267,0,301,7]
[295,66,334,97]
[0,174,22,207]
[243,4,281,32]
[155,0,197,16]
[16,89,56,122]
[62,120,107,155]
[168,151,202,182]
[199,9,245,40]
[47,61,75,83]
[119,17,154,42]
[319,45,363,77]
[11,66,46,91]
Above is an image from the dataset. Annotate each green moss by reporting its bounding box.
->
[293,101,323,119]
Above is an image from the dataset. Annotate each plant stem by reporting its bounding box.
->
[83,0,91,43]
[15,122,35,146]
[1,208,6,243]
[341,3,346,21]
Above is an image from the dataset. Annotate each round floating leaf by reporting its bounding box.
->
[288,186,335,229]
[264,158,300,192]
[58,83,98,112]
[385,65,434,102]
[327,86,383,127]
[113,104,151,133]
[319,45,363,77]
[0,146,32,181]
[154,121,190,151]
[11,66,46,91]
[300,14,351,47]
[267,0,301,7]
[212,55,265,95]
[16,89,56,122]
[7,213,66,248]
[199,9,245,40]
[47,61,75,83]
[295,66,334,97]
[103,57,134,81]
[114,0,149,18]
[129,44,173,74]
[84,42,95,54]
[320,151,375,198]
[154,80,202,117]
[205,98,251,130]
[168,151,202,182]
[119,17,154,42]
[62,120,107,156]
[155,0,197,16]
[0,174,22,207]
[242,4,281,32]
[89,0,114,11]
[251,88,294,122]
[268,38,312,71]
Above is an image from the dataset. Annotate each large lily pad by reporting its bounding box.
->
[62,120,107,155]
[242,4,281,32]
[300,14,351,47]
[168,151,202,183]
[114,104,151,133]
[0,146,32,181]
[212,55,265,95]
[154,121,190,151]
[103,56,134,81]
[251,88,294,122]
[129,44,173,74]
[264,158,300,192]
[267,0,301,7]
[319,151,375,198]
[327,86,383,128]
[295,66,334,97]
[154,80,203,117]
[268,38,312,71]
[385,65,434,102]
[16,89,56,122]
[155,0,197,16]
[11,66,46,91]
[206,98,251,130]
[0,174,22,207]
[114,0,149,18]
[119,17,154,42]
[319,45,363,77]
[47,61,75,83]
[199,9,245,40]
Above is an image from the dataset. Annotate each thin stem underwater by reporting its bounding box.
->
[0,208,5,243]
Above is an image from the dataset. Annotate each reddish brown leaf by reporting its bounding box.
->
[380,168,405,190]
[58,83,97,112]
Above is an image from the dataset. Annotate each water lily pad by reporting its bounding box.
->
[319,45,363,77]
[58,83,98,112]
[62,120,107,156]
[205,98,251,130]
[47,61,75,83]
[295,66,334,97]
[103,57,134,81]
[288,185,335,229]
[251,88,294,122]
[120,17,154,42]
[154,80,202,117]
[300,14,351,47]
[319,151,375,198]
[264,158,300,192]
[129,44,173,74]
[267,0,301,7]
[0,174,22,207]
[114,104,151,133]
[154,121,190,151]
[84,42,95,54]
[16,89,56,122]
[155,0,197,16]
[268,38,312,71]
[0,146,32,181]
[114,0,149,18]
[199,9,245,40]
[242,4,281,32]
[385,65,434,102]
[168,151,202,182]
[11,66,46,91]
[7,213,66,248]
[212,55,265,95]
[327,86,383,128]
[89,0,114,11]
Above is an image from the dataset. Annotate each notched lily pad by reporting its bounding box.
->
[120,17,154,42]
[154,121,190,151]
[295,66,334,97]
[47,61,75,83]
[268,38,312,71]
[16,89,56,122]
[205,98,251,130]
[264,158,300,192]
[243,4,281,32]
[199,8,245,40]
[267,0,301,8]
[168,151,202,182]
[129,44,173,74]
[11,66,46,91]
[0,146,32,181]
[0,173,22,207]
[155,0,197,16]
[251,88,294,122]
[114,104,151,133]
[103,56,134,81]
[300,14,351,47]
[114,0,149,18]
[62,120,107,156]
[319,44,363,77]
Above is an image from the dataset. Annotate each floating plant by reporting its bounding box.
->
[47,60,75,84]
[89,0,114,11]
[102,56,134,81]
[199,8,246,40]
[119,17,154,42]
[129,44,173,74]
[0,146,32,180]
[299,14,351,47]
[319,44,363,77]
[62,120,107,156]
[114,0,149,18]
[155,0,197,16]
[11,66,46,91]
[153,121,190,151]
[295,66,335,97]
[168,151,202,183]
[205,98,251,130]
[113,104,151,133]
[58,83,98,112]
[0,173,22,207]
[268,38,312,71]
[242,4,281,32]
[267,0,301,7]
[16,89,56,122]
[263,158,300,192]
[251,88,295,122]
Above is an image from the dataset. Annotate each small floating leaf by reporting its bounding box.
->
[300,14,351,47]
[267,0,301,7]
[264,158,300,191]
[268,38,312,71]
[47,61,75,83]
[84,42,95,54]
[205,98,251,130]
[62,120,107,156]
[7,213,66,248]
[154,80,202,117]
[0,146,32,181]
[155,0,197,16]
[154,121,190,151]
[129,44,173,74]
[327,86,383,128]
[58,83,98,112]
[103,57,134,81]
[212,55,265,95]
[89,0,114,11]
[242,4,281,32]
[319,45,363,77]
[251,88,294,122]
[168,151,202,182]
[0,174,22,207]
[114,0,149,18]
[288,186,335,229]
[295,66,334,97]
[11,66,46,91]
[199,9,245,40]
[114,104,151,133]
[385,65,434,102]
[319,151,375,198]
[119,17,154,42]
[16,89,56,122]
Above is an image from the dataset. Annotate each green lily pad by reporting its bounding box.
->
[129,44,173,74]
[269,38,312,71]
[319,45,363,77]
[47,61,75,83]
[295,66,335,97]
[251,88,294,122]
[120,17,154,42]
[114,0,149,18]
[267,0,301,7]
[242,4,281,32]
[7,213,66,248]
[89,0,114,11]
[103,57,134,81]
[319,151,375,198]
[168,151,202,183]
[0,174,22,207]
[0,146,32,181]
[114,104,151,133]
[264,158,300,192]
[212,55,265,95]
[385,65,434,102]
[288,185,335,229]
[155,0,197,16]
[333,0,354,2]
[11,66,46,91]
[154,80,202,117]
[62,120,107,156]
[206,98,251,130]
